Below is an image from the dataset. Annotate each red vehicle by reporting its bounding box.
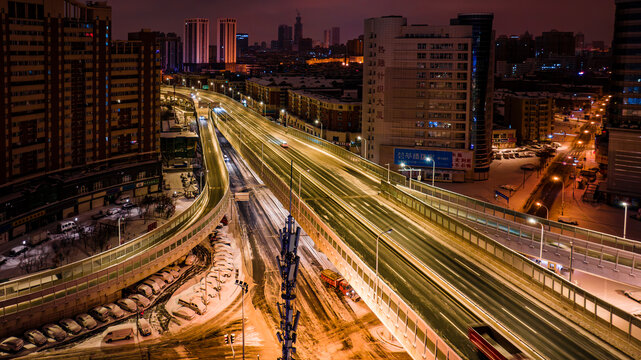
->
[468,324,528,360]
[220,216,228,226]
[320,269,360,301]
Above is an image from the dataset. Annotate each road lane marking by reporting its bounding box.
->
[525,306,562,333]
[502,307,537,334]
[454,258,480,278]
[440,312,466,336]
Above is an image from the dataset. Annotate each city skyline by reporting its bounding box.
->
[108,0,615,45]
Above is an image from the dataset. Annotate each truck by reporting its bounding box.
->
[320,269,360,301]
[468,323,528,360]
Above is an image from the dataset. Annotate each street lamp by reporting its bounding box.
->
[357,136,367,159]
[535,201,549,220]
[400,163,414,188]
[118,216,124,245]
[315,119,323,139]
[235,280,249,359]
[528,218,545,262]
[622,202,630,239]
[552,175,565,215]
[425,157,435,187]
[375,229,393,304]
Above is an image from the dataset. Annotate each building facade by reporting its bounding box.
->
[504,95,554,143]
[0,1,162,242]
[158,32,182,73]
[294,12,302,51]
[331,26,340,46]
[217,18,236,64]
[236,33,249,57]
[363,14,494,182]
[278,24,293,51]
[605,0,641,199]
[184,18,209,65]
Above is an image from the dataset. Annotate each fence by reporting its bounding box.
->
[381,181,641,346]
[0,96,231,337]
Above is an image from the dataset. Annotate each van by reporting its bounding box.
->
[104,328,134,343]
[58,221,77,233]
[558,216,579,226]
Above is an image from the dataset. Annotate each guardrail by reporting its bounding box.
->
[214,113,464,360]
[0,95,231,337]
[405,181,641,275]
[381,181,641,347]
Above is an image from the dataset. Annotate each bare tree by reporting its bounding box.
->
[18,253,46,274]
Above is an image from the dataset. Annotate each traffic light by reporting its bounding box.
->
[230,333,235,344]
[224,334,229,344]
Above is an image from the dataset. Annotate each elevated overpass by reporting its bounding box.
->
[187,86,640,360]
[0,93,230,337]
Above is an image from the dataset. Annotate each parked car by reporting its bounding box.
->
[140,280,160,295]
[172,307,196,320]
[75,313,97,330]
[23,329,47,346]
[184,254,197,266]
[104,303,126,319]
[500,184,517,192]
[116,298,138,312]
[135,283,152,297]
[57,221,77,233]
[129,294,151,309]
[0,337,24,353]
[163,266,181,278]
[122,202,136,210]
[558,216,579,226]
[107,208,120,216]
[89,306,110,322]
[7,245,28,257]
[146,276,167,289]
[138,318,152,336]
[115,195,130,205]
[59,318,82,334]
[0,255,7,265]
[179,296,207,315]
[520,164,536,171]
[156,271,174,283]
[42,324,67,341]
[220,216,229,226]
[104,328,134,343]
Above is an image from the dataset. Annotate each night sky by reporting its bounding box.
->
[109,0,615,45]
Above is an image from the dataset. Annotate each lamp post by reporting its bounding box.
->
[357,136,367,159]
[235,280,248,359]
[315,119,323,139]
[552,176,565,215]
[535,202,549,220]
[118,216,123,245]
[281,109,286,126]
[375,229,393,304]
[400,163,414,188]
[528,218,545,262]
[425,157,435,187]
[622,202,630,239]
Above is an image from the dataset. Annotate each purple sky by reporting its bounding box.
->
[109,0,615,45]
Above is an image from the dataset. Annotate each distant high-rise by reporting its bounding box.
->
[237,33,249,57]
[278,24,293,51]
[575,32,585,53]
[363,14,494,182]
[158,32,183,73]
[346,36,364,56]
[294,11,303,50]
[604,0,641,198]
[323,29,331,48]
[184,18,209,64]
[535,30,575,58]
[218,18,237,63]
[331,26,340,46]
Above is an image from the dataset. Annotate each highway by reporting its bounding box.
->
[183,87,632,360]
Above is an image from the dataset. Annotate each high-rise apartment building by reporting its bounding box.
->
[347,36,364,56]
[505,96,554,143]
[331,26,340,46]
[0,1,162,241]
[278,24,293,51]
[323,29,331,48]
[294,11,303,51]
[158,32,183,73]
[184,18,209,64]
[236,33,249,57]
[363,14,494,182]
[535,30,575,58]
[605,0,641,198]
[217,18,236,63]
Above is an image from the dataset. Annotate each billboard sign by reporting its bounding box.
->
[394,148,453,168]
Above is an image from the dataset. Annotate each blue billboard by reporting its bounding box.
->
[393,148,453,169]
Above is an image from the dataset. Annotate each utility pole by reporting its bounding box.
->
[235,280,249,359]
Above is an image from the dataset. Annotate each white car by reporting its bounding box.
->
[141,279,161,294]
[0,337,24,353]
[172,307,196,320]
[23,329,47,346]
[89,306,110,322]
[116,298,138,312]
[156,271,174,283]
[137,284,154,298]
[138,318,152,336]
[129,294,151,309]
[75,313,97,330]
[42,324,66,341]
[59,318,82,334]
[184,254,197,266]
[104,303,126,318]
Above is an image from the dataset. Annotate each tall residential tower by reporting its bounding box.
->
[217,18,237,64]
[362,14,494,182]
[184,18,209,65]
